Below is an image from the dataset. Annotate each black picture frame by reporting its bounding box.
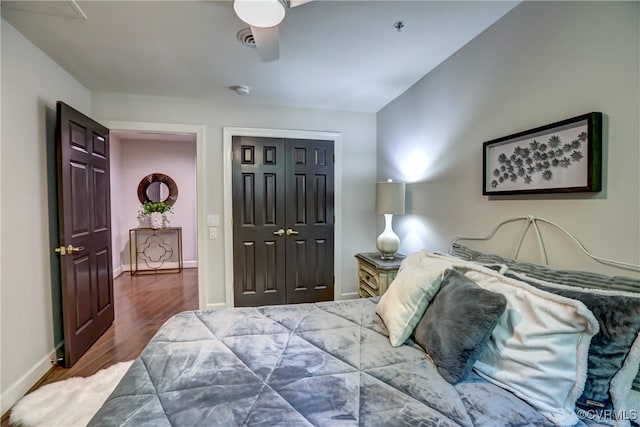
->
[483,112,602,196]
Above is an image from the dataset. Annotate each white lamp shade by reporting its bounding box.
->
[233,0,286,28]
[375,181,406,215]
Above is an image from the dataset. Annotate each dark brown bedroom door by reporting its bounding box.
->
[232,136,335,307]
[56,101,114,367]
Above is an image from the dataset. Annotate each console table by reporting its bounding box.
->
[129,227,183,275]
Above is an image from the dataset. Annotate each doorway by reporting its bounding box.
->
[232,136,335,306]
[103,121,206,309]
[110,132,196,274]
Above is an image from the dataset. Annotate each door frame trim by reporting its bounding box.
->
[100,120,207,309]
[223,127,343,308]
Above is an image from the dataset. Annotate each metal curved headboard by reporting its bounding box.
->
[449,215,640,273]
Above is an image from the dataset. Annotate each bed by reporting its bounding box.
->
[89,216,640,427]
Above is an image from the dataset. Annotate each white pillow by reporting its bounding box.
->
[375,251,452,347]
[626,389,640,422]
[464,269,599,426]
[505,270,640,427]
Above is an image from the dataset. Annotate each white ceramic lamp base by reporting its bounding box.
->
[376,214,400,260]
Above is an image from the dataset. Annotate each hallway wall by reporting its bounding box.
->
[110,136,198,274]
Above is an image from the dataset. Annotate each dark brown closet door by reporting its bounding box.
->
[232,136,334,307]
[284,140,334,304]
[232,137,288,306]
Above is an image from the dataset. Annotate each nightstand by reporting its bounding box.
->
[355,252,405,298]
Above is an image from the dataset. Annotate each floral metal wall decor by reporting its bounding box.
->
[483,112,602,195]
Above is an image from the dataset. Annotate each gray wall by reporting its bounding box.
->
[1,18,93,413]
[1,19,377,413]
[110,136,198,273]
[3,0,638,416]
[91,93,377,307]
[377,1,639,275]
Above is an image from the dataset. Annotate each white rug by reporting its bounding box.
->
[10,361,133,427]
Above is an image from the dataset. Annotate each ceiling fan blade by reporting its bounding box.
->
[250,25,280,62]
[288,0,313,8]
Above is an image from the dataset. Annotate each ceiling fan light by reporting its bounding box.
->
[233,0,286,28]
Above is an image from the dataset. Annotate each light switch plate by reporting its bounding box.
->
[208,227,217,239]
[207,214,220,227]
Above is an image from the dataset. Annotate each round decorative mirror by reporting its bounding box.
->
[146,181,169,202]
[137,173,178,206]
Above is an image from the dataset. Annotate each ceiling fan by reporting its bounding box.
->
[233,0,313,62]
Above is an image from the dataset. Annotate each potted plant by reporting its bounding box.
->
[138,201,173,229]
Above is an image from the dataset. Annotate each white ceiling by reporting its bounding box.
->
[1,0,519,113]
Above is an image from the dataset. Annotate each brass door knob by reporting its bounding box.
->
[66,245,85,254]
[286,228,299,236]
[54,245,85,255]
[273,229,285,236]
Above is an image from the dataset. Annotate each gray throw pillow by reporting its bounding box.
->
[413,268,507,384]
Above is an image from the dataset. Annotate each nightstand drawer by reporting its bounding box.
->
[355,252,405,298]
[358,281,377,298]
[358,263,379,292]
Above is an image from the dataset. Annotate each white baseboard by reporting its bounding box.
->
[205,292,358,311]
[117,260,197,274]
[205,302,227,310]
[1,349,56,415]
[339,292,359,300]
[113,265,123,278]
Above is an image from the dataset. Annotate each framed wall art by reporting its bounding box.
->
[483,112,602,196]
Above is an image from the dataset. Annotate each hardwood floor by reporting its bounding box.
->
[1,268,199,426]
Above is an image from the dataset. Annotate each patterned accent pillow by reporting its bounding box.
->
[413,269,506,384]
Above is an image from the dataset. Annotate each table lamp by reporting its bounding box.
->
[375,179,406,259]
